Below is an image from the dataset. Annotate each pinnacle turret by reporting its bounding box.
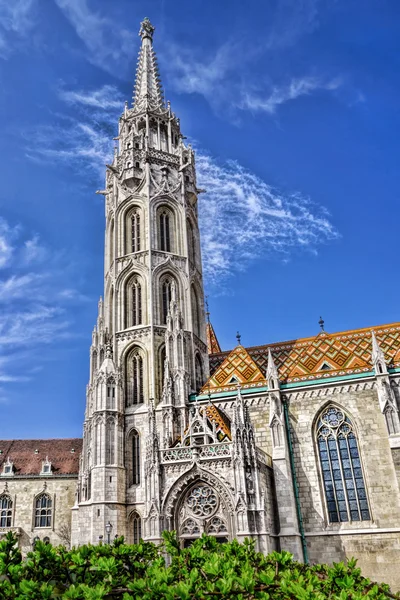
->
[132,18,165,113]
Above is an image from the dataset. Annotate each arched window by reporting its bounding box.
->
[131,210,141,253]
[35,493,52,528]
[191,287,201,337]
[162,277,173,324]
[108,286,114,335]
[132,511,142,544]
[195,354,203,392]
[126,349,144,406]
[106,419,115,465]
[316,406,370,523]
[159,345,166,397]
[132,430,140,485]
[385,406,400,435]
[187,220,195,264]
[0,494,12,528]
[106,378,115,409]
[125,277,142,328]
[159,209,171,252]
[109,219,114,269]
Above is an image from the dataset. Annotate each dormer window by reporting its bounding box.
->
[41,457,52,475]
[2,458,13,476]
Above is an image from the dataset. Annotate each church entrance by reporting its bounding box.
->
[177,482,230,547]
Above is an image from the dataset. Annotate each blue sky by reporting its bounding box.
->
[0,0,399,438]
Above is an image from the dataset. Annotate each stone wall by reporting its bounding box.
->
[1,476,77,553]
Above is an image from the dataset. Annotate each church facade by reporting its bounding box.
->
[2,18,400,589]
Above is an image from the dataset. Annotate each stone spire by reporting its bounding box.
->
[132,18,165,113]
[266,348,280,391]
[371,331,388,375]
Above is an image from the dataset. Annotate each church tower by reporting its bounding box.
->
[71,18,209,544]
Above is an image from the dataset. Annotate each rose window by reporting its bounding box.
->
[185,485,218,517]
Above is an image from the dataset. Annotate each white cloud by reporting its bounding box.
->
[54,0,134,75]
[27,84,338,289]
[0,218,18,268]
[0,273,46,301]
[239,77,341,114]
[21,235,48,265]
[196,152,338,285]
[59,84,124,110]
[0,0,36,58]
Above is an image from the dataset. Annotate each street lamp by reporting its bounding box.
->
[105,521,113,544]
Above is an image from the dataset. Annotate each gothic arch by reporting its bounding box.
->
[126,428,141,486]
[108,218,115,271]
[191,284,202,338]
[154,270,183,325]
[194,352,204,392]
[127,509,142,544]
[123,273,145,329]
[124,205,142,254]
[124,345,147,407]
[152,197,183,255]
[313,403,371,524]
[162,465,235,532]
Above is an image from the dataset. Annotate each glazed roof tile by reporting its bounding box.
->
[0,438,82,476]
[205,322,400,393]
[206,321,222,354]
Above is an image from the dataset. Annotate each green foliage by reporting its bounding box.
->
[0,530,398,599]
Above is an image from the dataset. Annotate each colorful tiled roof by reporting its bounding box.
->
[204,322,400,393]
[0,439,82,476]
[206,321,221,354]
[205,404,231,440]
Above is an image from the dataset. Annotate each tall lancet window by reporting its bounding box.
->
[131,210,140,252]
[126,348,144,406]
[132,511,142,544]
[159,210,171,252]
[131,430,140,485]
[35,493,52,528]
[162,277,173,324]
[195,354,203,392]
[316,406,370,523]
[131,278,142,326]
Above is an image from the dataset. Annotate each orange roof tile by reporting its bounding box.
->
[206,321,221,354]
[206,322,400,392]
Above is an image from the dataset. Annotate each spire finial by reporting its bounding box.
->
[139,17,155,41]
[318,316,325,332]
[236,331,241,345]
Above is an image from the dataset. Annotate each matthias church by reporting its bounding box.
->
[1,18,400,588]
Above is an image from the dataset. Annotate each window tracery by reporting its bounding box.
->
[34,493,52,528]
[317,406,370,523]
[161,277,173,324]
[0,494,12,528]
[126,348,144,406]
[181,518,200,535]
[159,209,172,252]
[207,517,227,534]
[185,485,218,518]
[131,210,141,253]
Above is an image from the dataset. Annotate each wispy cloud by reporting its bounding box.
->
[54,0,135,76]
[239,76,342,114]
[0,218,88,387]
[0,0,36,58]
[196,152,338,285]
[59,84,124,110]
[27,84,338,289]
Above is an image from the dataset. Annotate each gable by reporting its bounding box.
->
[202,345,265,392]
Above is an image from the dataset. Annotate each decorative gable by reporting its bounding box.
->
[202,345,265,392]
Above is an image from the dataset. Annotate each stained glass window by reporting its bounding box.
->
[317,406,370,523]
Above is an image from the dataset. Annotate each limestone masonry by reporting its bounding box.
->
[1,17,400,589]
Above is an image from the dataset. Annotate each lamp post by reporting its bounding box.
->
[105,521,113,545]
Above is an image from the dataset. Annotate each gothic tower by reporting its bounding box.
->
[71,18,209,544]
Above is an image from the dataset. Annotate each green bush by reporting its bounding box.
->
[0,530,398,599]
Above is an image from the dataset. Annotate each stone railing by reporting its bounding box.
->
[160,443,232,464]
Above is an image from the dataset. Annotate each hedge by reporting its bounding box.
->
[0,530,398,599]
